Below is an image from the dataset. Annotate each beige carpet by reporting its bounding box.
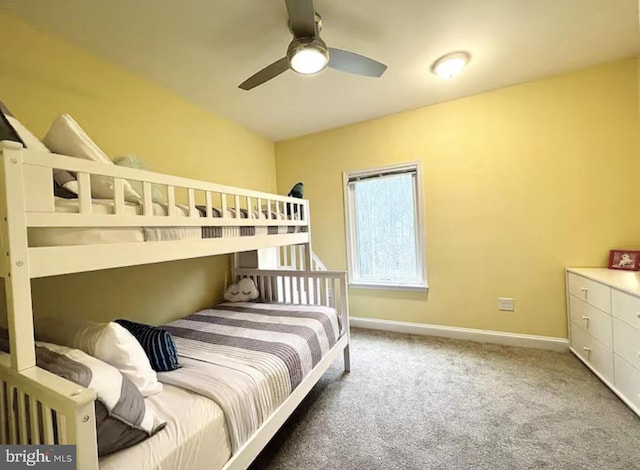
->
[250,328,640,470]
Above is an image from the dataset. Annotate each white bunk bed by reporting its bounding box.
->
[0,141,351,470]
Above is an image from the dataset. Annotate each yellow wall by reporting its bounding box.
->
[275,59,640,338]
[0,12,276,325]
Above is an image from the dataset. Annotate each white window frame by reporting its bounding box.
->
[343,161,428,291]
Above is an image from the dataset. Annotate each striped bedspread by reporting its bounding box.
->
[158,302,340,452]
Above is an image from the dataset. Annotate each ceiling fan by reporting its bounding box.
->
[238,0,387,91]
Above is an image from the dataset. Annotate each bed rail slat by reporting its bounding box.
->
[29,396,40,445]
[330,278,336,309]
[42,405,55,444]
[298,245,304,270]
[205,191,213,218]
[142,182,153,216]
[167,185,176,217]
[258,276,266,302]
[271,276,278,302]
[8,385,17,444]
[234,195,240,218]
[320,278,327,306]
[188,188,196,217]
[77,173,92,215]
[113,178,126,215]
[247,197,253,219]
[288,275,295,303]
[17,389,28,443]
[0,382,6,443]
[221,193,228,218]
[307,276,313,304]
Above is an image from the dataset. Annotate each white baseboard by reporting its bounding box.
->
[350,317,569,352]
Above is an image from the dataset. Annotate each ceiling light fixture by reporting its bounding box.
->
[287,37,330,75]
[431,51,471,79]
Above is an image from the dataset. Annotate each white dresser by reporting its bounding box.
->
[566,268,640,417]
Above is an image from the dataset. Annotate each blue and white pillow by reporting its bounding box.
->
[115,319,180,372]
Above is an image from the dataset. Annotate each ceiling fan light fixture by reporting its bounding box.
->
[287,37,329,75]
[431,51,471,79]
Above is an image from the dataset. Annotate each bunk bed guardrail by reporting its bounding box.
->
[235,267,349,335]
[0,354,98,467]
[0,141,310,229]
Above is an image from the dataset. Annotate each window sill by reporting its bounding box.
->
[349,282,429,292]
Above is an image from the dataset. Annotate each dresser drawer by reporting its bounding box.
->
[613,318,640,370]
[567,273,611,313]
[614,355,640,412]
[611,289,640,329]
[571,322,614,383]
[569,295,612,347]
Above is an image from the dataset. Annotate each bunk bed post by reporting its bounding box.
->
[303,200,312,270]
[67,400,99,470]
[0,142,36,371]
[339,272,351,373]
[231,252,240,281]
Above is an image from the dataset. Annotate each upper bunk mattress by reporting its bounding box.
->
[28,198,305,246]
[158,302,340,453]
[28,197,200,247]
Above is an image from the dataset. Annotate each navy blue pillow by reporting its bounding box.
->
[115,319,179,372]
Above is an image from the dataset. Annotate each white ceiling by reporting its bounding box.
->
[3,0,639,141]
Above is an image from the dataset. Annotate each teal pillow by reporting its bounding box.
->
[114,155,167,204]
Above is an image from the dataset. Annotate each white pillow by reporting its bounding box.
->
[35,319,163,397]
[43,114,141,202]
[6,115,78,195]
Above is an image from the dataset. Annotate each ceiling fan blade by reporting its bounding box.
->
[238,57,289,90]
[285,0,316,38]
[328,48,387,78]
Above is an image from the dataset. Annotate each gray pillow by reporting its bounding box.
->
[0,334,166,456]
[0,101,23,144]
[0,102,77,198]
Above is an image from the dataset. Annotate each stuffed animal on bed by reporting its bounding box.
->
[286,182,304,216]
[224,277,259,302]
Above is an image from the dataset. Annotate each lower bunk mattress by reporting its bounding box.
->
[99,384,231,470]
[100,301,340,469]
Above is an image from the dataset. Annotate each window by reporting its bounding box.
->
[343,162,427,290]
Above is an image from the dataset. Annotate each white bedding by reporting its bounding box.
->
[28,197,200,247]
[99,383,231,470]
[160,303,340,452]
[28,198,303,247]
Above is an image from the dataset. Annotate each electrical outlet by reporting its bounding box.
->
[498,297,514,311]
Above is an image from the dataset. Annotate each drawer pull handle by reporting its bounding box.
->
[580,287,589,299]
[581,315,590,328]
[583,347,592,358]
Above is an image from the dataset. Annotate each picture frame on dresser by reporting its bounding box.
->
[608,250,640,271]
